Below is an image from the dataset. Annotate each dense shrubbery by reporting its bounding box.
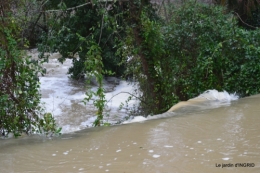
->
[37,0,260,117]
[0,2,60,137]
[166,2,260,98]
[0,28,60,137]
[122,1,260,115]
[37,0,128,126]
[38,0,126,79]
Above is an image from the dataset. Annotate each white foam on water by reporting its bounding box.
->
[164,145,173,148]
[222,157,230,161]
[195,89,238,102]
[40,77,85,117]
[37,51,139,133]
[122,89,239,124]
[122,116,147,124]
[61,125,81,134]
[153,154,161,158]
[80,117,96,127]
[37,51,239,133]
[105,81,139,112]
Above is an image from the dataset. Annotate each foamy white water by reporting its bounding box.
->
[123,90,239,124]
[195,90,238,101]
[31,51,138,133]
[28,50,239,132]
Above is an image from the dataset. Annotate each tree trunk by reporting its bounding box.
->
[128,0,161,113]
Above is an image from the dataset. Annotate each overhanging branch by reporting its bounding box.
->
[43,2,91,13]
[42,0,129,13]
[233,11,258,29]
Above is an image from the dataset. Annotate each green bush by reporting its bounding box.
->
[0,15,60,137]
[38,0,126,79]
[122,1,260,115]
[165,1,260,98]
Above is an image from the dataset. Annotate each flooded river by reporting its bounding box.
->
[0,51,259,172]
[1,94,260,173]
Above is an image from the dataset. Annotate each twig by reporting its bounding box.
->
[41,0,50,8]
[107,91,146,104]
[98,0,108,45]
[42,2,91,13]
[233,12,258,29]
[156,0,164,14]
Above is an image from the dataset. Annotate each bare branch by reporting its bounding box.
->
[106,91,147,104]
[43,2,91,13]
[233,11,258,29]
[98,0,108,45]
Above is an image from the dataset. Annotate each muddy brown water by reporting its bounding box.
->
[1,94,260,173]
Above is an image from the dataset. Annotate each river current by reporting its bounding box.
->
[0,51,259,173]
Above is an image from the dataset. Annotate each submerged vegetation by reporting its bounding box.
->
[1,0,260,135]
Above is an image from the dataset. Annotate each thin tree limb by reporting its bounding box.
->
[233,11,258,29]
[98,0,108,45]
[43,2,91,13]
[106,91,147,104]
